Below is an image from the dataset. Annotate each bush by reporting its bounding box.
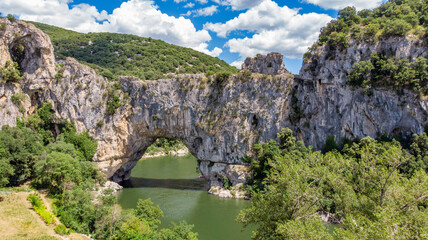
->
[0,61,22,82]
[54,224,69,235]
[6,14,16,22]
[382,19,412,37]
[324,135,338,152]
[28,193,56,225]
[214,72,231,87]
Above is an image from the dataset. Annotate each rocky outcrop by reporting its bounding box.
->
[242,52,289,75]
[0,19,427,191]
[294,38,428,148]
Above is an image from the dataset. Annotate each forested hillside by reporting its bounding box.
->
[30,22,237,81]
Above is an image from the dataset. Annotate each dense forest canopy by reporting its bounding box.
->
[30,22,238,81]
[239,128,428,239]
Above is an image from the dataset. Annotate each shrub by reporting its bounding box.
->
[347,60,374,87]
[0,61,22,82]
[6,14,16,22]
[54,224,69,235]
[214,71,231,87]
[323,135,338,152]
[96,120,104,127]
[382,19,412,37]
[28,193,56,225]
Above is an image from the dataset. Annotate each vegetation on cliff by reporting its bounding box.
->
[0,103,198,240]
[303,0,428,95]
[30,22,237,81]
[239,128,428,239]
[316,0,427,48]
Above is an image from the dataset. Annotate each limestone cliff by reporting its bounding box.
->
[0,18,427,190]
[295,38,427,148]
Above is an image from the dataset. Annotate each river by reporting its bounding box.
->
[117,154,253,240]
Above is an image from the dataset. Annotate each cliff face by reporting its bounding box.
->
[295,38,428,148]
[0,19,427,188]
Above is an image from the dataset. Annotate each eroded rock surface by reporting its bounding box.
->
[242,52,289,75]
[0,19,427,190]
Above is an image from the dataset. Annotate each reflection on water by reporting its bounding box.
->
[117,155,253,240]
[121,177,209,191]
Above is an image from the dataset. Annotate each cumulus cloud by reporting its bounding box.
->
[0,0,222,56]
[205,0,332,60]
[302,0,383,10]
[212,0,264,10]
[184,5,218,17]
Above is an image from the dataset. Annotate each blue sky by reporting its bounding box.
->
[0,0,384,73]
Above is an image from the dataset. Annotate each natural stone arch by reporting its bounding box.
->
[100,75,294,187]
[1,20,427,190]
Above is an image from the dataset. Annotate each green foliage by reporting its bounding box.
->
[55,72,63,82]
[323,135,338,153]
[0,125,43,185]
[158,221,198,240]
[0,60,22,82]
[145,138,185,155]
[62,127,98,162]
[28,193,56,225]
[0,22,6,31]
[214,71,231,87]
[239,129,428,239]
[6,14,16,22]
[134,198,164,227]
[11,93,25,105]
[348,53,428,95]
[33,151,99,194]
[314,0,427,52]
[382,18,412,37]
[11,93,26,113]
[54,224,70,235]
[96,120,104,127]
[30,22,237,81]
[1,102,199,239]
[0,156,13,187]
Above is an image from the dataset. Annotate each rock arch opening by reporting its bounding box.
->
[116,137,210,191]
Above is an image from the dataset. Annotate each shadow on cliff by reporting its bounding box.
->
[120,177,209,191]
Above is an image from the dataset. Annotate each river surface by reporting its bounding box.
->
[117,154,253,240]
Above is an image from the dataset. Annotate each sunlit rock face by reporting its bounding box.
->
[0,19,427,189]
[242,52,289,75]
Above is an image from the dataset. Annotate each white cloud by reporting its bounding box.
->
[183,5,218,17]
[302,0,383,10]
[174,0,187,3]
[194,5,218,16]
[212,0,264,10]
[205,0,332,60]
[196,0,208,4]
[184,2,195,8]
[230,60,243,68]
[0,0,218,56]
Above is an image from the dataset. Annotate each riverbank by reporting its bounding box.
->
[141,147,190,159]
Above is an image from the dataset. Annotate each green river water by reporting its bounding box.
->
[117,154,253,240]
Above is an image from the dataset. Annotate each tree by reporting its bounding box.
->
[0,125,43,185]
[33,151,84,194]
[134,198,164,227]
[159,222,199,240]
